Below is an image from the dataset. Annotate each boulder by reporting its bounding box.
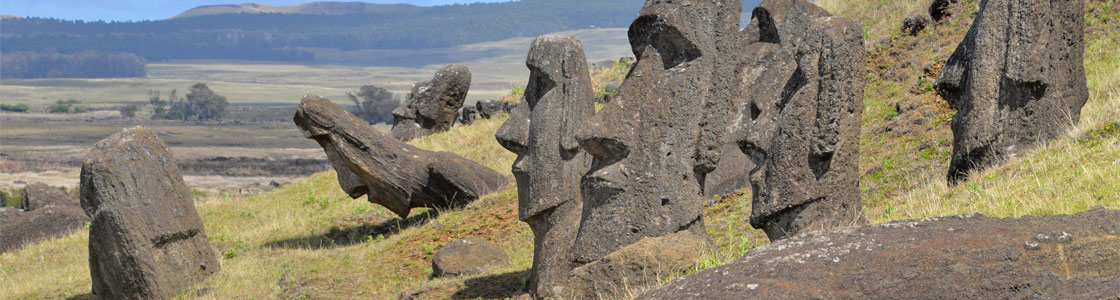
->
[567,231,711,300]
[431,237,509,278]
[0,204,88,253]
[735,0,866,241]
[391,64,472,141]
[639,208,1120,299]
[929,0,959,22]
[935,0,1088,183]
[457,105,479,125]
[573,0,741,264]
[495,34,596,298]
[475,100,509,119]
[901,11,932,36]
[294,95,507,218]
[80,127,220,299]
[703,144,754,199]
[20,183,78,211]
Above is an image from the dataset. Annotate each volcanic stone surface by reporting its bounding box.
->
[567,231,711,300]
[391,64,472,141]
[935,0,1088,183]
[495,34,595,298]
[735,0,866,241]
[431,236,510,278]
[294,95,507,218]
[640,208,1120,299]
[572,0,741,264]
[80,127,220,299]
[0,203,88,254]
[20,183,79,211]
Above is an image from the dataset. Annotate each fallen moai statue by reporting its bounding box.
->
[496,34,596,298]
[0,183,88,253]
[295,95,508,218]
[80,127,220,299]
[391,64,472,141]
[735,0,866,241]
[935,0,1088,183]
[640,208,1120,299]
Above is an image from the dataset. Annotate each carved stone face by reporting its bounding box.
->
[571,0,739,263]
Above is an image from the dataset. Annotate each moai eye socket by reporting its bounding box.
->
[629,16,701,70]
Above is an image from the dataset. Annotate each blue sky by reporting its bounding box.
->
[0,0,503,21]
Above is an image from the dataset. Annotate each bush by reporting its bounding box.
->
[348,85,398,125]
[48,99,83,113]
[186,83,229,121]
[0,103,29,112]
[119,104,139,118]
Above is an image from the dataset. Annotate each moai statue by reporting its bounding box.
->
[495,35,595,299]
[736,0,866,241]
[391,64,472,141]
[572,0,741,263]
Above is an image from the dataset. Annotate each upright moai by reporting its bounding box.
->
[495,35,596,298]
[735,0,866,240]
[935,0,1088,183]
[80,127,221,299]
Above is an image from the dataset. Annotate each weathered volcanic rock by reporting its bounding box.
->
[431,237,509,278]
[935,0,1088,183]
[20,183,79,211]
[573,0,741,264]
[0,203,88,253]
[295,95,507,218]
[567,231,711,300]
[640,208,1120,299]
[495,34,595,298]
[703,144,754,199]
[902,11,932,36]
[735,0,866,241]
[929,0,959,22]
[475,100,509,119]
[391,64,472,141]
[457,105,479,125]
[80,127,220,299]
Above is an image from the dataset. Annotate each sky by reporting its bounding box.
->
[0,0,504,22]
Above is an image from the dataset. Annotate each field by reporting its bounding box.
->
[2,1,1119,299]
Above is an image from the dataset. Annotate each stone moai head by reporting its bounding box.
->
[571,0,740,263]
[735,0,865,241]
[495,34,596,298]
[390,64,472,141]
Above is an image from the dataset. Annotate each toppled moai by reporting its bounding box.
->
[391,64,472,141]
[735,0,866,241]
[295,95,507,218]
[572,0,741,264]
[80,127,220,299]
[495,35,596,298]
[641,208,1120,299]
[1,183,88,254]
[935,0,1088,183]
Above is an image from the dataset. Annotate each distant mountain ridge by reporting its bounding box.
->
[170,2,421,19]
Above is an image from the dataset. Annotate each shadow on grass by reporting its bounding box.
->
[65,293,98,300]
[263,210,440,249]
[452,270,528,299]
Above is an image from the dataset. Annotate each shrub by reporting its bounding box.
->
[0,103,30,112]
[347,85,398,125]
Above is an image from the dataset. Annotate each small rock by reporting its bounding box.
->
[431,237,509,278]
[902,11,932,36]
[475,100,509,119]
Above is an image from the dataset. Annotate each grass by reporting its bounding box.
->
[2,1,1119,299]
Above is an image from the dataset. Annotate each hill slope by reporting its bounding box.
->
[170,2,421,19]
[1,1,1117,299]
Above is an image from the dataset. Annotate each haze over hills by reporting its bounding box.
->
[170,2,423,19]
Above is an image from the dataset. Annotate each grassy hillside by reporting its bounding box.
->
[1,1,1117,299]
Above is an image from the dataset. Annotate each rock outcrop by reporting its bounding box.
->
[20,183,79,211]
[573,0,741,264]
[80,127,220,299]
[431,237,509,278]
[495,34,595,298]
[294,95,507,218]
[567,231,711,300]
[0,202,88,253]
[391,64,473,141]
[639,208,1120,299]
[935,0,1088,183]
[735,0,866,241]
[475,100,509,119]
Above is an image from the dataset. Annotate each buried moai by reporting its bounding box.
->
[295,95,507,218]
[735,0,866,241]
[572,0,741,266]
[935,0,1088,183]
[495,35,596,298]
[80,127,221,299]
[391,64,472,141]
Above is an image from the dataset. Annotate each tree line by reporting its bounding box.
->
[0,0,643,63]
[0,51,147,79]
[145,83,229,121]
